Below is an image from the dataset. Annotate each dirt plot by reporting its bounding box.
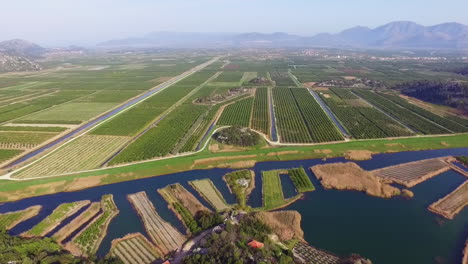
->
[158,183,210,216]
[344,150,373,161]
[0,205,42,230]
[52,202,101,243]
[110,233,162,264]
[311,162,400,198]
[372,157,453,187]
[128,191,186,256]
[192,154,257,167]
[428,181,468,219]
[255,210,304,241]
[189,179,231,211]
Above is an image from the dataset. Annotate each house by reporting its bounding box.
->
[248,240,264,249]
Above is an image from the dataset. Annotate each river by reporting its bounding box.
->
[0,147,466,263]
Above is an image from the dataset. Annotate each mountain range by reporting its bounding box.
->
[99,21,468,50]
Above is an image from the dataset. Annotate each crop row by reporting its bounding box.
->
[189,179,231,211]
[14,135,130,179]
[353,89,449,135]
[262,170,287,210]
[110,104,208,164]
[213,71,244,83]
[269,70,297,86]
[378,93,468,133]
[291,89,344,142]
[288,167,315,192]
[0,205,42,231]
[73,195,119,255]
[251,88,270,136]
[273,88,313,143]
[111,233,162,264]
[217,97,254,127]
[23,200,90,237]
[127,191,186,256]
[0,131,57,145]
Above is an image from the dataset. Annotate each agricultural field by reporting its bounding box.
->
[53,202,101,243]
[372,157,452,187]
[217,97,254,127]
[251,87,270,136]
[0,131,58,149]
[0,149,23,163]
[429,181,468,219]
[269,70,297,87]
[273,88,313,143]
[158,183,210,234]
[127,191,186,256]
[14,135,130,178]
[213,71,244,83]
[70,195,119,256]
[262,169,301,210]
[189,179,231,211]
[223,169,255,208]
[353,89,450,135]
[22,200,90,237]
[110,233,163,264]
[288,167,315,192]
[0,205,42,230]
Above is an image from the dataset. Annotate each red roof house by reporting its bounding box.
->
[248,240,264,249]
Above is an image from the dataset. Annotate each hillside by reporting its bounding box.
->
[0,53,42,72]
[0,39,44,72]
[99,21,468,50]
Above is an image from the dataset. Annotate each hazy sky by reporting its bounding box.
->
[2,0,468,46]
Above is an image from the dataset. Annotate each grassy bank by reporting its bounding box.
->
[0,133,467,203]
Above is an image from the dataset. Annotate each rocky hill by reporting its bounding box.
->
[0,39,44,72]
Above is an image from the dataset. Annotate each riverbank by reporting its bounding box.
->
[0,133,467,203]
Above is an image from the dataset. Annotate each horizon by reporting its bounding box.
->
[1,0,468,47]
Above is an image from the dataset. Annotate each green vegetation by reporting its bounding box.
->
[190,179,231,211]
[73,195,119,255]
[217,97,254,127]
[24,200,89,237]
[262,170,291,210]
[288,167,315,192]
[273,88,313,143]
[251,87,270,136]
[456,156,468,166]
[291,88,344,142]
[0,131,57,146]
[0,126,67,132]
[353,89,449,134]
[0,206,41,230]
[213,126,261,147]
[0,149,23,163]
[223,169,254,208]
[270,70,297,86]
[213,71,244,83]
[173,202,202,233]
[183,214,295,264]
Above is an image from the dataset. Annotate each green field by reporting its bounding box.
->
[262,170,287,210]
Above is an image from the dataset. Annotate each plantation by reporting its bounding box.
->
[0,149,23,163]
[23,200,90,237]
[0,131,58,149]
[217,96,254,127]
[251,88,270,136]
[288,167,315,192]
[127,191,186,256]
[110,233,162,264]
[262,170,287,210]
[52,202,101,243]
[273,88,313,143]
[0,205,42,230]
[189,179,231,211]
[353,89,450,135]
[14,135,130,178]
[213,71,244,83]
[270,70,297,86]
[72,195,119,255]
[0,126,67,132]
[291,88,344,142]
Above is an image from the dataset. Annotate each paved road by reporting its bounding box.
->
[2,57,219,170]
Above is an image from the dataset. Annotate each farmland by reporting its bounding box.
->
[0,205,42,230]
[217,96,254,127]
[189,179,231,211]
[14,135,130,178]
[70,195,119,256]
[53,202,101,243]
[22,200,90,237]
[127,191,186,256]
[262,169,301,210]
[251,87,270,136]
[270,70,297,87]
[110,233,162,264]
[288,167,315,192]
[429,181,468,219]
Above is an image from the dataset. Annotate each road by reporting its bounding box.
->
[1,57,220,170]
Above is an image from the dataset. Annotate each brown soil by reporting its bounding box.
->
[63,175,106,191]
[344,150,373,161]
[323,94,331,98]
[343,76,357,80]
[267,150,300,156]
[344,99,370,107]
[311,162,400,198]
[217,160,257,169]
[53,202,101,243]
[255,210,304,241]
[209,143,251,153]
[303,82,317,88]
[429,180,468,219]
[314,149,332,155]
[401,189,414,199]
[159,183,210,216]
[311,87,329,91]
[192,155,257,167]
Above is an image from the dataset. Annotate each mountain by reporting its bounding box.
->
[0,54,42,73]
[99,21,468,50]
[0,39,46,58]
